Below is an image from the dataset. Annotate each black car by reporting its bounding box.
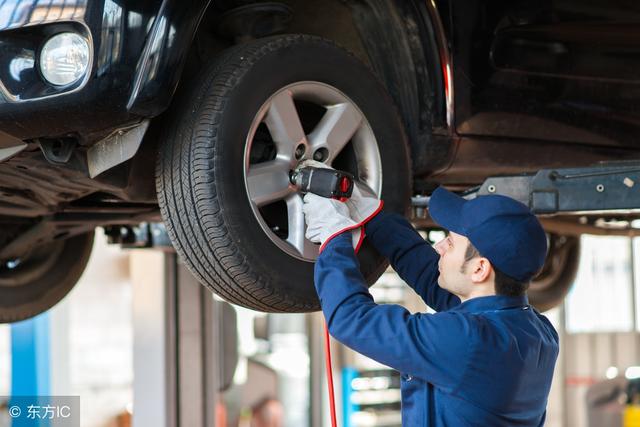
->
[1,0,635,321]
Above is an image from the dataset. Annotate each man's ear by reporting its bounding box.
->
[470,257,493,283]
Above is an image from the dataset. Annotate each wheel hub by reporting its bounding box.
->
[244,81,382,261]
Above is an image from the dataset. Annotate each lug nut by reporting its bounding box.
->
[313,148,328,162]
[295,144,306,160]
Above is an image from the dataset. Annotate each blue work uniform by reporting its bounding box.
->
[314,211,559,426]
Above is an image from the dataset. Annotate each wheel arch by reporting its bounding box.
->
[157,0,453,179]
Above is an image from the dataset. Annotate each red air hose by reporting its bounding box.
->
[324,321,338,427]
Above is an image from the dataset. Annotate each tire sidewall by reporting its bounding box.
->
[528,235,581,311]
[0,232,94,322]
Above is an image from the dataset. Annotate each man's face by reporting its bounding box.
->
[434,231,473,297]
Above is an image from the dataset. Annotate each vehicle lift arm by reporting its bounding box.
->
[414,160,640,218]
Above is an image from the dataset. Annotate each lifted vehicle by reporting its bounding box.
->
[1,0,639,321]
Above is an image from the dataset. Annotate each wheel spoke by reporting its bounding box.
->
[247,160,293,207]
[308,102,362,162]
[264,90,306,161]
[286,194,319,259]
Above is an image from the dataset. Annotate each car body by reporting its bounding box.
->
[1,0,637,320]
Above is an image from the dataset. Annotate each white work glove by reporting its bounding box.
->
[298,159,330,169]
[345,181,383,225]
[302,193,364,252]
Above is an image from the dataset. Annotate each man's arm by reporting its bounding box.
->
[316,233,472,390]
[364,211,460,311]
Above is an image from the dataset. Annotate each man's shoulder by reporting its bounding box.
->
[533,309,560,345]
[459,308,560,350]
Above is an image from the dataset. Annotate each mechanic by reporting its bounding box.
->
[302,172,560,426]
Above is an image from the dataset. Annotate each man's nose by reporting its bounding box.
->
[434,240,446,256]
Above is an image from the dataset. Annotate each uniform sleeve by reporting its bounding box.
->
[316,233,473,391]
[364,211,460,312]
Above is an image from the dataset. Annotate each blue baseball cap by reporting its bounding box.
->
[428,186,548,282]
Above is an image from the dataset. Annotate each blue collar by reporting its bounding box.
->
[450,295,530,313]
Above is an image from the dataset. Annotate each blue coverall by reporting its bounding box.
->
[315,211,559,426]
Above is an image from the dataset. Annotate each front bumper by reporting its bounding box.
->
[0,0,210,145]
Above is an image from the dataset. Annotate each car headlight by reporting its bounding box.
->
[39,32,90,86]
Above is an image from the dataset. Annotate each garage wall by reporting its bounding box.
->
[547,235,640,427]
[64,230,133,426]
[560,332,640,427]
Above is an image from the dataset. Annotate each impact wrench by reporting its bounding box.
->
[291,166,356,427]
[290,166,355,201]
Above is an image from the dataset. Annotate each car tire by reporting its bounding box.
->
[156,34,411,312]
[0,232,94,322]
[528,233,581,312]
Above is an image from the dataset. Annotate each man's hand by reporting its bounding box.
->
[345,181,383,225]
[302,193,363,251]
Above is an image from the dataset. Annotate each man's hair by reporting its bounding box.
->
[461,241,530,297]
